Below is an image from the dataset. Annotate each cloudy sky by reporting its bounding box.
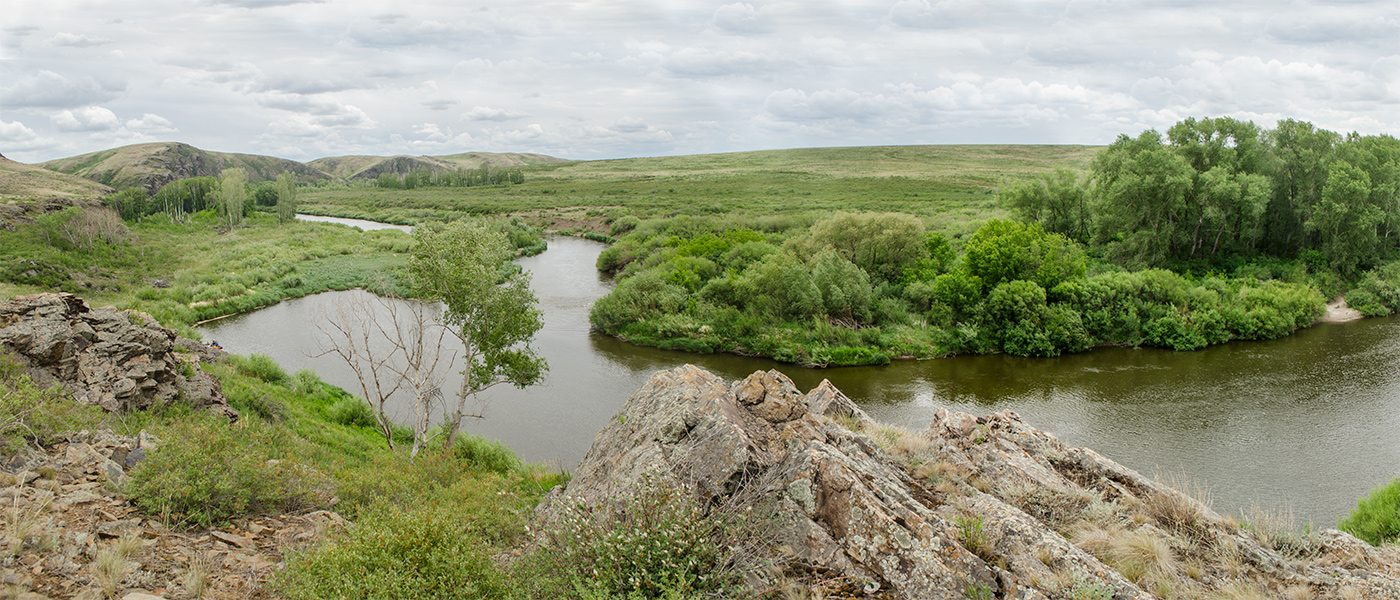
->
[2,0,1397,164]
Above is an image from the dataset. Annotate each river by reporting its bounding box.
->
[201,233,1400,528]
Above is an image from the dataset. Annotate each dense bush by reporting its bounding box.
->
[225,352,288,384]
[1339,478,1400,546]
[276,495,508,600]
[515,482,758,599]
[588,214,1326,365]
[127,418,332,528]
[451,433,524,475]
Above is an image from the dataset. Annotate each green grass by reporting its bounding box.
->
[0,208,414,330]
[300,145,1102,236]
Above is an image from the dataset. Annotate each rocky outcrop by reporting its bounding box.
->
[0,293,234,418]
[1,429,341,600]
[545,365,1400,600]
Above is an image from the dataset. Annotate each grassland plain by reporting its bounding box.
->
[298,145,1102,235]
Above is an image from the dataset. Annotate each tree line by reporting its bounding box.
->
[104,169,299,226]
[1006,117,1400,276]
[587,117,1400,364]
[373,166,525,189]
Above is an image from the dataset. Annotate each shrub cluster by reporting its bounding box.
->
[126,417,333,528]
[1340,478,1400,546]
[589,214,1326,365]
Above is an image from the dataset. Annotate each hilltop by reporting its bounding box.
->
[38,143,333,194]
[309,151,567,181]
[37,142,569,194]
[0,153,113,204]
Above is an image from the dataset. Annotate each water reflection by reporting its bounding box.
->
[202,236,1400,527]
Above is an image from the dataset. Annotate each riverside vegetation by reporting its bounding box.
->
[3,116,1400,598]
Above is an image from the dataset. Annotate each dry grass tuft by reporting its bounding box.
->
[1109,529,1180,595]
[1242,500,1313,559]
[1144,473,1212,536]
[184,555,212,600]
[94,548,128,598]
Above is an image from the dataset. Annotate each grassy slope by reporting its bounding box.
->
[298,144,1100,235]
[308,152,569,180]
[39,142,332,191]
[0,155,113,203]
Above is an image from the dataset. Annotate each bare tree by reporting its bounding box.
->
[312,291,455,456]
[312,295,403,447]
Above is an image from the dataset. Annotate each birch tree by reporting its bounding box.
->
[409,221,546,446]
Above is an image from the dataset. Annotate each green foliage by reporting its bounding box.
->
[276,491,509,600]
[409,220,547,444]
[219,168,248,229]
[104,188,150,221]
[0,351,103,453]
[276,172,299,225]
[327,395,377,429]
[1339,478,1400,545]
[800,211,928,282]
[518,483,752,599]
[225,352,288,384]
[963,219,1085,290]
[1003,167,1091,242]
[126,417,332,528]
[811,250,873,324]
[451,433,524,475]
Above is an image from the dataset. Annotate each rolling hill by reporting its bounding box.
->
[39,143,571,193]
[39,142,333,194]
[308,152,568,180]
[0,153,113,204]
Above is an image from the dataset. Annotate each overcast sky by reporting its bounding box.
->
[2,1,1397,164]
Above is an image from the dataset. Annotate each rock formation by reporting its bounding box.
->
[0,293,234,419]
[545,365,1400,600]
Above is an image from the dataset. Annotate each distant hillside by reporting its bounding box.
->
[0,153,113,204]
[309,152,568,180]
[40,142,332,194]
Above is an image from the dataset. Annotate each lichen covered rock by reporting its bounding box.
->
[0,293,234,418]
[546,365,1400,600]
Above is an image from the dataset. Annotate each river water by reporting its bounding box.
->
[201,233,1400,528]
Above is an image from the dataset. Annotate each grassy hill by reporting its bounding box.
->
[39,143,570,193]
[310,152,567,180]
[299,144,1101,235]
[0,153,113,204]
[39,142,333,193]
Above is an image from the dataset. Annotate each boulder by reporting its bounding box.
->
[0,293,234,418]
[544,365,1400,600]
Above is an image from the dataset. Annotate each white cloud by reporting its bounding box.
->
[0,120,41,144]
[464,106,527,122]
[712,3,771,35]
[1,0,1396,161]
[49,32,111,47]
[51,106,122,132]
[125,113,179,135]
[1,70,124,109]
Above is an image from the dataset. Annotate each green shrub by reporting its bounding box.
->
[226,353,288,384]
[276,499,508,600]
[518,481,758,599]
[327,395,378,429]
[609,215,641,237]
[451,433,524,475]
[1346,289,1390,317]
[290,368,324,398]
[1339,478,1400,545]
[127,418,332,528]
